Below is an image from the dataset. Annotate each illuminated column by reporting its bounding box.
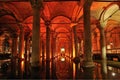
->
[30,0,43,77]
[53,37,56,58]
[11,34,18,77]
[98,25,107,75]
[45,21,51,79]
[41,40,45,70]
[18,23,25,78]
[18,23,25,59]
[73,26,78,57]
[51,32,54,59]
[83,0,94,67]
[70,36,73,59]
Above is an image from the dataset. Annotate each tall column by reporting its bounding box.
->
[98,25,107,77]
[70,36,73,59]
[73,26,79,79]
[73,26,78,57]
[18,24,25,59]
[83,0,94,67]
[24,35,30,76]
[45,21,51,79]
[18,23,25,78]
[30,0,43,78]
[41,40,45,70]
[51,33,57,79]
[11,34,18,78]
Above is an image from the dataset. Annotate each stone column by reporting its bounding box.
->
[24,35,30,76]
[73,26,79,79]
[18,24,25,59]
[83,0,94,67]
[18,23,25,78]
[98,25,107,77]
[70,36,73,59]
[73,26,78,57]
[30,0,43,78]
[45,21,51,79]
[51,33,57,79]
[41,40,45,71]
[11,34,18,78]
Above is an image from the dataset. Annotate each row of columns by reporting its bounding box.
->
[11,23,30,78]
[29,0,107,78]
[72,1,107,78]
[10,0,108,79]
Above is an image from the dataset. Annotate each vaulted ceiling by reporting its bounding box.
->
[0,0,120,41]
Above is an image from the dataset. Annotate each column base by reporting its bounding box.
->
[82,66,94,79]
[82,61,95,79]
[82,61,95,68]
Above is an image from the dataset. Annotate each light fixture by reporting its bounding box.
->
[61,47,65,53]
[60,57,65,61]
[112,72,116,76]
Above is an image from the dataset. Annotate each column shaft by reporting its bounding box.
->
[99,27,107,75]
[83,0,94,67]
[46,24,51,79]
[31,5,40,67]
[18,25,24,59]
[73,26,78,57]
[41,40,45,70]
[24,37,30,76]
[11,34,18,78]
[18,24,25,78]
[30,1,42,78]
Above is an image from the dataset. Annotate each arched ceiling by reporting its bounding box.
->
[0,0,120,39]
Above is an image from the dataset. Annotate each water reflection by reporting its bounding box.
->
[56,57,72,79]
[73,63,75,79]
[1,58,120,79]
[94,63,120,79]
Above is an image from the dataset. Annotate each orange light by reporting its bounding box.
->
[21,54,24,59]
[107,45,111,49]
[60,57,65,61]
[21,61,24,72]
[61,47,65,53]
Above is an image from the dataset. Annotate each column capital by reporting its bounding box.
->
[17,22,25,32]
[30,0,43,9]
[45,21,51,26]
[70,22,78,28]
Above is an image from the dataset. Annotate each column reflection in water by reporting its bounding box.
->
[73,63,76,79]
[94,63,102,79]
[21,61,24,72]
[101,60,108,79]
[83,67,94,79]
[94,62,108,79]
[18,60,24,78]
[55,57,72,79]
[11,58,17,78]
[51,58,57,79]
